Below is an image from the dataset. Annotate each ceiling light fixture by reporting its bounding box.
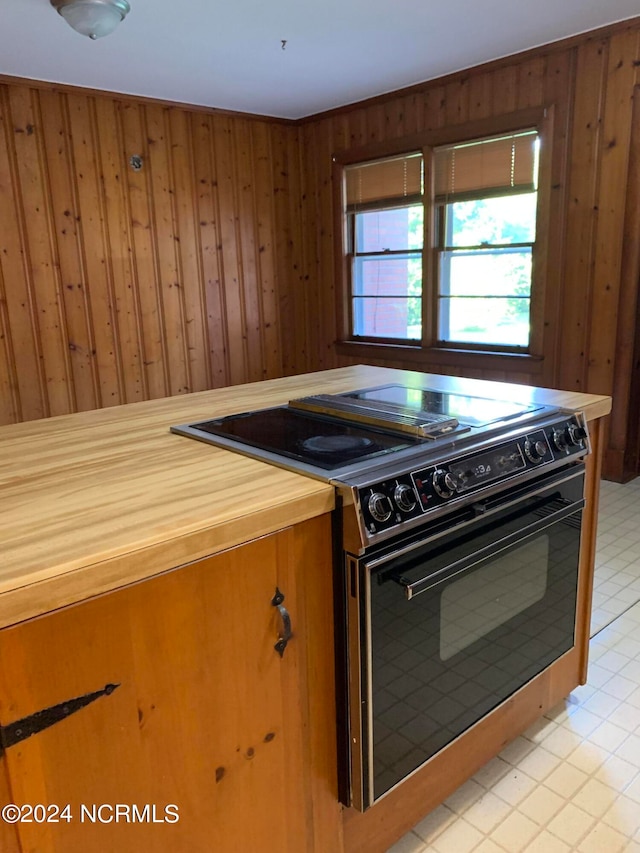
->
[50,0,131,40]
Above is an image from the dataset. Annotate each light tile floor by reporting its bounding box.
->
[389,477,640,853]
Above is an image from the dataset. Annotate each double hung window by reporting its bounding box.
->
[434,132,539,348]
[345,154,423,341]
[339,114,545,355]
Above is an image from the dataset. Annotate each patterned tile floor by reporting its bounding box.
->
[389,477,640,853]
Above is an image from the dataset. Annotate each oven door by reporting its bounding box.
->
[346,465,585,811]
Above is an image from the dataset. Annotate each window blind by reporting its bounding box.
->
[434,131,538,202]
[345,153,422,211]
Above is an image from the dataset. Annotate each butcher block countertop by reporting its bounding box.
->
[0,365,611,629]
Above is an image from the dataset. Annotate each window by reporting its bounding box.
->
[345,154,423,340]
[337,112,547,357]
[434,132,539,348]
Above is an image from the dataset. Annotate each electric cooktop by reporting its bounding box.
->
[171,384,547,480]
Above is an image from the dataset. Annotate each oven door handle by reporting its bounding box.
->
[395,498,584,600]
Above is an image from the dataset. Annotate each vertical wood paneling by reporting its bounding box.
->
[383,99,408,139]
[0,82,298,425]
[587,29,640,395]
[611,84,640,476]
[297,22,640,478]
[191,114,230,388]
[269,122,295,375]
[233,118,263,382]
[39,90,97,414]
[315,119,337,370]
[539,49,575,388]
[290,121,310,374]
[348,108,368,147]
[0,259,18,423]
[94,98,144,403]
[299,120,320,371]
[468,73,493,121]
[516,58,546,108]
[167,109,211,393]
[491,66,517,114]
[67,94,121,408]
[9,86,70,417]
[557,39,608,392]
[422,86,446,131]
[251,121,281,379]
[145,103,190,396]
[398,94,421,136]
[444,76,470,125]
[271,122,307,377]
[120,102,169,400]
[0,88,42,421]
[366,103,387,143]
[211,115,248,386]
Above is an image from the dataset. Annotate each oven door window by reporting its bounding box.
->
[363,486,582,805]
[440,536,548,660]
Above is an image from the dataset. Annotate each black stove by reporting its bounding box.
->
[171,382,590,552]
[172,380,592,813]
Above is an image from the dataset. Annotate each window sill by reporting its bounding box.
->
[335,340,544,373]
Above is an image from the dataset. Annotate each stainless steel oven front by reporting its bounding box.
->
[344,463,585,811]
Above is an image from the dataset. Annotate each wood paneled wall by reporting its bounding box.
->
[0,83,302,424]
[1,20,640,479]
[295,21,640,480]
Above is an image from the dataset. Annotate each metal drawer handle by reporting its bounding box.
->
[272,587,292,658]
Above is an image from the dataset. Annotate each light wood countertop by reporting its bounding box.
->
[0,365,611,628]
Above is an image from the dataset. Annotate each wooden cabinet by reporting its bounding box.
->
[0,515,342,853]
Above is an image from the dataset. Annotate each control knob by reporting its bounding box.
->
[552,428,569,451]
[432,469,458,499]
[394,483,417,513]
[567,424,587,446]
[368,492,392,523]
[524,439,547,464]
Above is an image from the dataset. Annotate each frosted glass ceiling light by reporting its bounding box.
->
[51,0,131,40]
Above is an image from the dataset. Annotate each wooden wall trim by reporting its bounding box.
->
[334,342,545,374]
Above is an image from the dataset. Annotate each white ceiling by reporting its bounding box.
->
[1,0,639,120]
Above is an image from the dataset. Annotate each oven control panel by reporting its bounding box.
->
[357,414,589,538]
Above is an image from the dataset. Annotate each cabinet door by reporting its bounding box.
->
[0,754,20,852]
[0,515,341,853]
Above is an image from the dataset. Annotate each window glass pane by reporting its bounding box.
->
[438,296,530,346]
[439,249,532,297]
[446,193,537,247]
[353,297,421,339]
[355,206,423,253]
[353,255,422,296]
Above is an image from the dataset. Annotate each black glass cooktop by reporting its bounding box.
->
[192,407,420,471]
